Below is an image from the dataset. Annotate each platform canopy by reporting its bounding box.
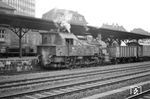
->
[0,13,55,30]
[88,26,150,40]
[1,13,150,40]
[0,13,87,34]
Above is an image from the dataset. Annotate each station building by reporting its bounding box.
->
[0,1,41,53]
[0,0,35,17]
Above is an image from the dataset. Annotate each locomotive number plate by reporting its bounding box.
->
[130,85,142,95]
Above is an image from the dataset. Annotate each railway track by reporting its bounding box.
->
[0,63,149,89]
[0,63,150,99]
[0,63,149,86]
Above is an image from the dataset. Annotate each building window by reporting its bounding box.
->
[0,28,5,42]
[0,29,5,38]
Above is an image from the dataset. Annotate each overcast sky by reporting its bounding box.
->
[36,0,150,32]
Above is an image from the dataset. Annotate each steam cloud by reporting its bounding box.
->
[53,8,73,33]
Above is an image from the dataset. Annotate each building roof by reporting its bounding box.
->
[0,1,15,10]
[42,8,88,25]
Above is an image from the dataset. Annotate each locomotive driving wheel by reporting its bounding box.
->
[64,57,76,69]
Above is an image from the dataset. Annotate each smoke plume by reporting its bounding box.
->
[53,8,73,33]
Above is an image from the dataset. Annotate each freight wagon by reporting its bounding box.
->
[138,45,150,61]
[109,46,138,63]
[109,45,150,63]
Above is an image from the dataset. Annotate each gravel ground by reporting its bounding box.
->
[1,61,150,83]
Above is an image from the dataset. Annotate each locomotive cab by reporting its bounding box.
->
[37,31,78,67]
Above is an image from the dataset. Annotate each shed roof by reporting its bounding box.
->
[88,27,150,40]
[0,13,56,30]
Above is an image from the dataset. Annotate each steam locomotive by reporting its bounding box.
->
[37,30,150,69]
[37,31,101,68]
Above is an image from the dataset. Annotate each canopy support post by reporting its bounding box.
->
[8,27,29,58]
[19,28,22,58]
